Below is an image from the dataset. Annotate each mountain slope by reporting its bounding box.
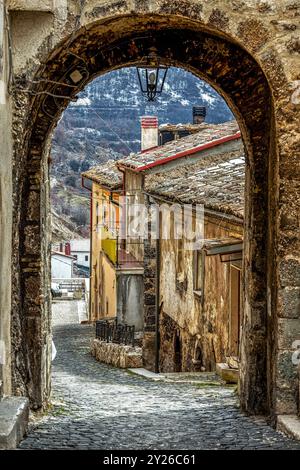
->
[50,66,234,238]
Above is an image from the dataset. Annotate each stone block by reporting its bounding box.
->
[277,349,299,384]
[278,318,300,349]
[279,258,300,287]
[275,388,298,415]
[278,287,300,319]
[144,292,155,305]
[142,332,156,371]
[0,396,29,449]
[91,339,142,369]
[277,415,300,442]
[275,350,299,415]
[8,1,54,11]
[216,363,239,384]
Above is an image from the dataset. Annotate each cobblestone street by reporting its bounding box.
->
[19,301,300,450]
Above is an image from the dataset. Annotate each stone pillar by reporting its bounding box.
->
[276,240,300,414]
[0,3,12,397]
[273,86,300,416]
[17,141,52,409]
[142,199,157,371]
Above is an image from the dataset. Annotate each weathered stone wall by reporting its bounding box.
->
[159,210,243,373]
[91,338,142,368]
[0,0,297,417]
[0,3,12,397]
[159,312,198,373]
[142,197,157,371]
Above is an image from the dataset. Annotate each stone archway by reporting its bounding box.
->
[9,7,299,420]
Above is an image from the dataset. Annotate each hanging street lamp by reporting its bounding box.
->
[136,47,168,102]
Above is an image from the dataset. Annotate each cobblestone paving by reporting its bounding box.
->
[19,301,300,450]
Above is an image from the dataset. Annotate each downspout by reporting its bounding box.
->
[82,176,93,322]
[155,215,161,373]
[89,191,93,322]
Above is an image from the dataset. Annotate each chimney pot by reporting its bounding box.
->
[141,116,158,151]
[193,106,206,124]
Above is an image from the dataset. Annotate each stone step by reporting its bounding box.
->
[216,363,239,384]
[0,396,29,449]
[277,415,300,442]
[127,368,222,385]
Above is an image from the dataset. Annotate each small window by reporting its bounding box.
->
[85,255,89,262]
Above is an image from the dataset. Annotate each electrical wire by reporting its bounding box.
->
[91,108,136,154]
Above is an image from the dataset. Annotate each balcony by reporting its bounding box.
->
[101,228,143,269]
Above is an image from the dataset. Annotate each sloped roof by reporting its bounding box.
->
[118,121,240,171]
[145,147,245,220]
[82,121,244,220]
[159,122,207,133]
[82,159,122,189]
[51,251,75,260]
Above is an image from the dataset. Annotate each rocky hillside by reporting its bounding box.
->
[50,66,233,239]
[51,210,83,243]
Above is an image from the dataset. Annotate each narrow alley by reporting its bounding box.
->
[19,301,300,450]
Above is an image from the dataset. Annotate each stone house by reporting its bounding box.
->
[144,151,244,376]
[85,116,245,378]
[52,239,91,277]
[82,161,144,330]
[69,239,91,270]
[117,119,244,376]
[51,251,74,279]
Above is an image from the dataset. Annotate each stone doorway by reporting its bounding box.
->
[9,9,299,420]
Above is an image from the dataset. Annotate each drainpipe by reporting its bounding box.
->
[82,176,93,322]
[155,216,161,373]
[89,192,93,322]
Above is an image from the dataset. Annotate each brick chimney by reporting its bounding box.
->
[141,116,158,151]
[65,242,71,256]
[193,106,206,124]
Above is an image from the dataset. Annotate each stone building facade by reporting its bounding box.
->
[82,161,144,330]
[117,121,245,375]
[0,0,298,424]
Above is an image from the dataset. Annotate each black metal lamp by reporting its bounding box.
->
[136,47,168,102]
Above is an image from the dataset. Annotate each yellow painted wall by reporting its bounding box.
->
[90,181,120,321]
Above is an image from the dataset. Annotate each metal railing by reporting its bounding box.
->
[96,318,135,347]
[100,227,143,268]
[52,278,86,292]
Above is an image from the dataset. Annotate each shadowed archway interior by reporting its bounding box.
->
[12,14,276,415]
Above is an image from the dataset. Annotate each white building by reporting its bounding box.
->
[51,251,75,279]
[70,239,90,268]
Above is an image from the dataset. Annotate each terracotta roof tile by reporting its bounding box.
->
[82,159,122,189]
[118,121,239,170]
[145,147,245,220]
[82,121,244,219]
